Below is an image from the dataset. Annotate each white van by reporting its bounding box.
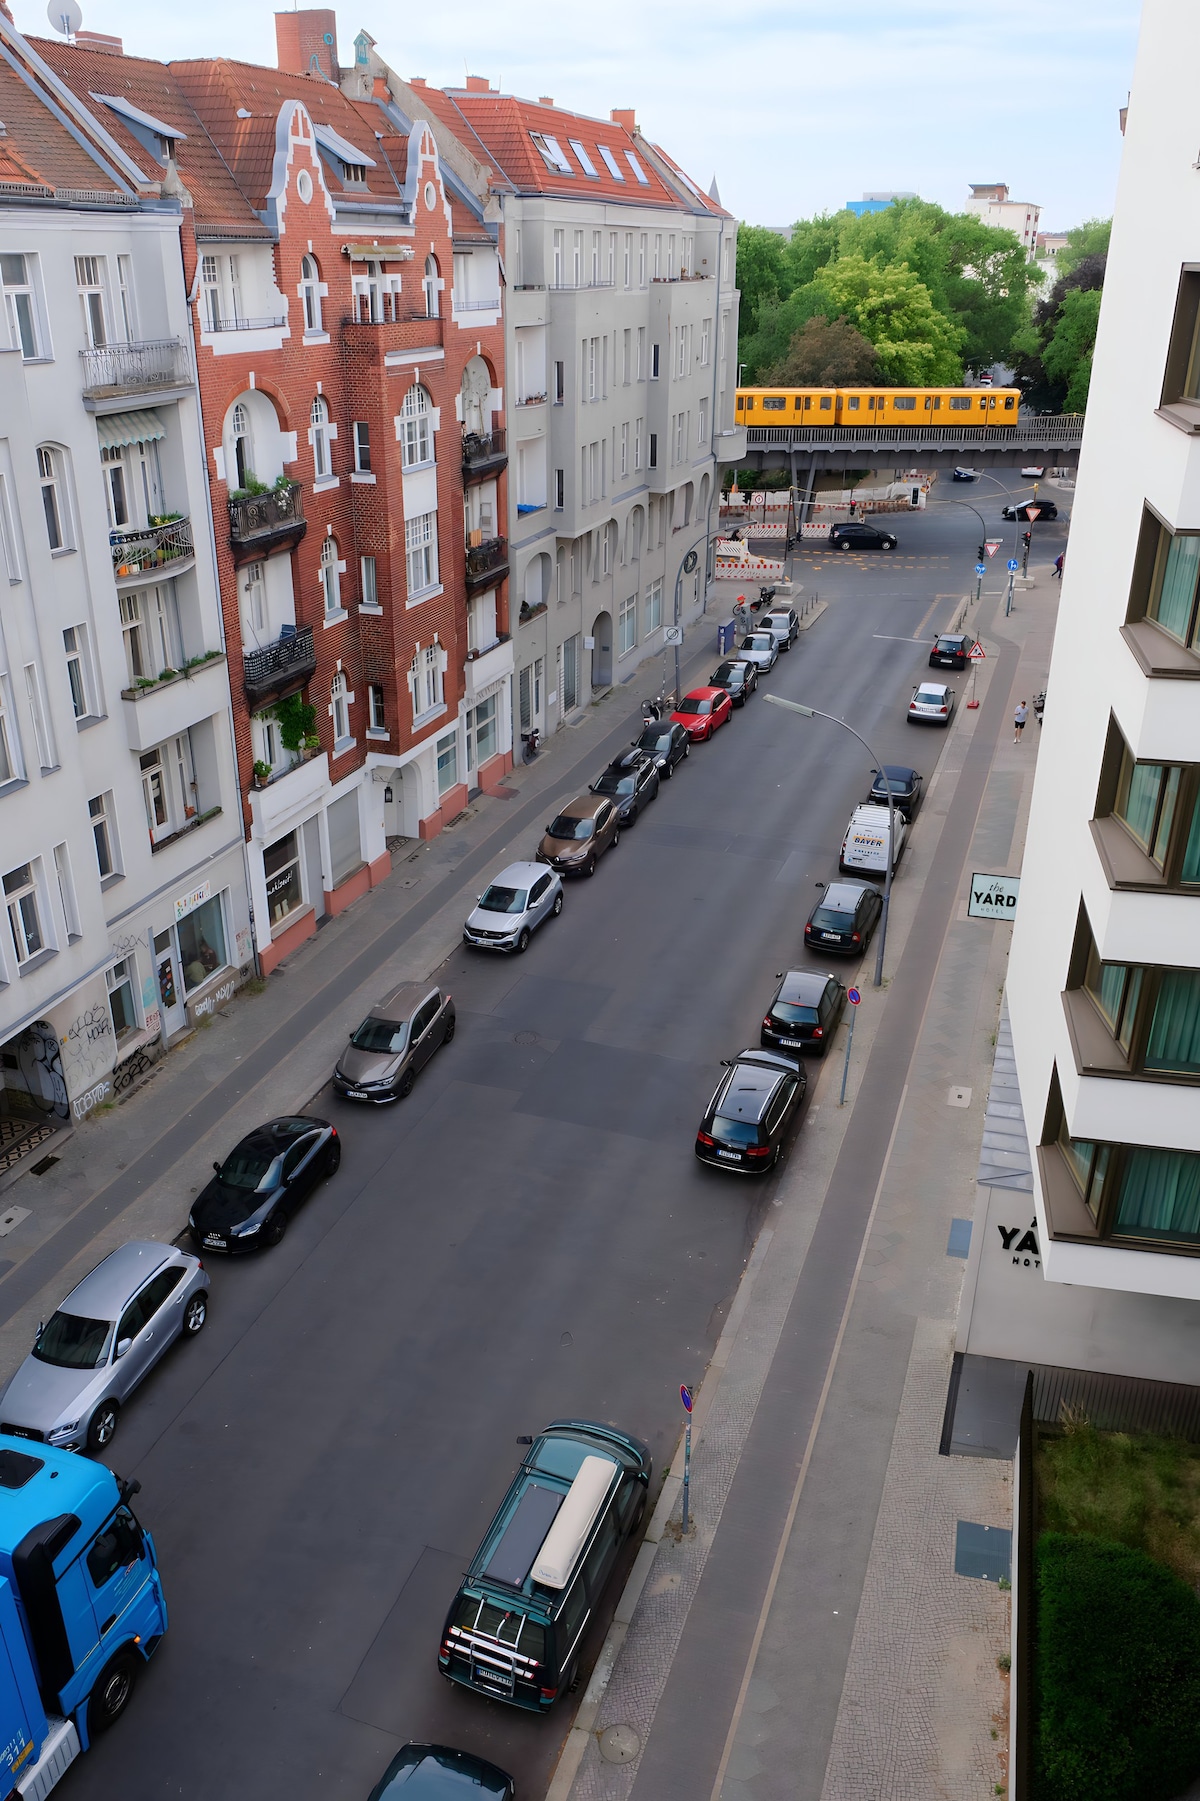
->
[839,804,906,877]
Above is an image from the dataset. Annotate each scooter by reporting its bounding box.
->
[521,727,542,762]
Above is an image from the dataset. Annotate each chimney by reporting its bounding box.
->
[372,75,390,101]
[464,75,490,92]
[611,108,636,131]
[75,28,124,52]
[275,9,339,83]
[538,96,553,107]
[409,76,427,88]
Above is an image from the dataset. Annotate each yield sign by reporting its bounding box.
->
[984,539,1001,557]
[1024,506,1041,523]
[969,641,986,661]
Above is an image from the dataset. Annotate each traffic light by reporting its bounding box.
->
[1022,530,1032,549]
[977,543,986,563]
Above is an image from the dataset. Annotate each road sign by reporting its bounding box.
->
[969,641,986,661]
[683,549,699,573]
[984,539,1001,557]
[663,624,684,645]
[680,1384,693,1413]
[975,563,987,577]
[967,873,1021,920]
[1007,558,1019,572]
[847,987,861,1006]
[1025,506,1041,523]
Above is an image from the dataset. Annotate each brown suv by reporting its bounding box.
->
[537,794,621,876]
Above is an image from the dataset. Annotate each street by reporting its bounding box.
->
[30,480,1064,1800]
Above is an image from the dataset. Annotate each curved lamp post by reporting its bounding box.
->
[763,693,895,988]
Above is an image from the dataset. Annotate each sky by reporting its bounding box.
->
[11,0,1143,231]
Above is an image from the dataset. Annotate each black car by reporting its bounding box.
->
[708,658,758,706]
[634,719,689,777]
[695,1048,806,1174]
[829,521,897,552]
[803,880,883,956]
[929,632,970,670]
[761,971,847,1056]
[189,1116,339,1253]
[589,749,659,823]
[867,765,923,820]
[367,1745,514,1801]
[951,467,978,482]
[1002,501,1058,521]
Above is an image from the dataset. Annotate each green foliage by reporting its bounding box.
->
[1014,251,1106,413]
[1042,288,1102,412]
[1056,218,1112,278]
[760,315,879,386]
[233,473,268,497]
[1038,1420,1200,1584]
[1035,1532,1200,1801]
[734,225,788,341]
[252,759,272,782]
[273,694,317,751]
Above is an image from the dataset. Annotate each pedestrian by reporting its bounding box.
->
[1014,700,1028,742]
[1053,553,1064,580]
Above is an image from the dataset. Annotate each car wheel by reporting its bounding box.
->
[664,758,674,778]
[839,539,851,552]
[87,1400,119,1452]
[88,1652,138,1737]
[325,1143,341,1178]
[263,1211,288,1247]
[882,540,896,551]
[183,1292,207,1336]
[516,927,531,954]
[552,891,563,916]
[683,741,690,758]
[443,1014,457,1043]
[611,828,621,850]
[398,1065,417,1096]
[584,854,597,878]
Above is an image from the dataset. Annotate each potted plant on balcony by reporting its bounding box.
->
[251,759,272,789]
[273,693,317,759]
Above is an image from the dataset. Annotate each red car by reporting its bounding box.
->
[671,687,733,742]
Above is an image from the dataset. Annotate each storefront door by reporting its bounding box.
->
[153,928,187,1040]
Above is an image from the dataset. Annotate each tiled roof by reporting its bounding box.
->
[0,51,125,196]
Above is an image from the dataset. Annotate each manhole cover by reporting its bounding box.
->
[598,1725,640,1765]
[514,1030,538,1045]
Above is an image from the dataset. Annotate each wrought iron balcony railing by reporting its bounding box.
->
[81,338,190,398]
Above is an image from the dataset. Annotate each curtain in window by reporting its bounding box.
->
[1144,968,1200,1073]
[1115,1146,1200,1240]
[1183,791,1200,885]
[1153,534,1200,640]
[1092,963,1130,1031]
[1117,760,1164,850]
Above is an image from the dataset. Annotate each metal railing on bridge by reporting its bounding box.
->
[746,417,1083,450]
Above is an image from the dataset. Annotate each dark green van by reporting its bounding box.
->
[438,1418,651,1710]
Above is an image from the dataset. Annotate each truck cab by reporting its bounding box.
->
[0,1437,167,1796]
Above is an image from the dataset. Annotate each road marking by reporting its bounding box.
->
[873,634,928,643]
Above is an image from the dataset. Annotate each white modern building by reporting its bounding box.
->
[0,24,249,1142]
[1001,0,1200,1373]
[964,184,1041,259]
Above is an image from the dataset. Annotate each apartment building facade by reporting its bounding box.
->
[964,183,1041,258]
[0,21,251,1136]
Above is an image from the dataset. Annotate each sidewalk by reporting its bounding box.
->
[554,568,1060,1801]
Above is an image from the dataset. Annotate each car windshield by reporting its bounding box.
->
[711,1117,762,1145]
[595,771,636,796]
[712,664,740,683]
[638,729,670,752]
[935,639,961,652]
[677,698,711,715]
[744,637,770,648]
[479,883,529,913]
[772,1002,819,1024]
[350,1016,408,1054]
[811,907,853,930]
[914,688,943,704]
[33,1310,113,1369]
[546,816,594,841]
[219,1144,282,1191]
[874,776,911,794]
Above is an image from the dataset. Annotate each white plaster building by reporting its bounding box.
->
[964,184,1041,259]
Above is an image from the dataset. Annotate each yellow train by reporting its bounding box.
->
[736,386,1020,425]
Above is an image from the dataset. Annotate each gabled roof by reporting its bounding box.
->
[0,40,127,199]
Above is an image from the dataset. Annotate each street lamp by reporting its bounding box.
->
[763,693,895,988]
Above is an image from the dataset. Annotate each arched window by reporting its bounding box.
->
[300,254,322,333]
[399,384,432,469]
[331,670,349,742]
[231,401,251,490]
[311,395,330,479]
[423,255,439,319]
[320,535,341,615]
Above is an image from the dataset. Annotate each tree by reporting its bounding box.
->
[1057,218,1112,278]
[1043,287,1103,412]
[816,255,965,384]
[734,226,788,342]
[1014,250,1107,412]
[761,315,879,386]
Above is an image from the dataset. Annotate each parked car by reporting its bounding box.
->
[929,632,970,669]
[671,687,733,742]
[756,615,793,654]
[589,749,659,824]
[537,797,620,875]
[634,718,689,777]
[333,983,454,1103]
[908,681,955,726]
[867,765,923,820]
[760,971,847,1056]
[829,521,897,551]
[366,1745,514,1801]
[464,861,563,950]
[695,1048,806,1174]
[1002,500,1058,521]
[0,1241,209,1452]
[189,1116,339,1253]
[760,605,799,647]
[840,803,906,876]
[803,879,883,956]
[737,631,779,672]
[951,467,978,482]
[1020,465,1045,477]
[708,658,758,706]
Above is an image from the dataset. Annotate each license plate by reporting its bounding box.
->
[822,932,841,942]
[717,1150,741,1161]
[344,1090,368,1099]
[780,1039,803,1048]
[474,1663,514,1691]
[203,1235,226,1249]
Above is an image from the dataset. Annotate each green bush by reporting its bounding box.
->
[273,693,316,751]
[1036,1532,1200,1801]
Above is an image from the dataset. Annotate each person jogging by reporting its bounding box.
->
[1014,700,1029,742]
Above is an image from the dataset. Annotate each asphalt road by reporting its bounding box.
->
[63,482,1064,1800]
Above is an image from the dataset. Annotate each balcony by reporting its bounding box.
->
[229,481,307,564]
[81,338,191,402]
[111,516,195,584]
[462,429,507,484]
[120,651,228,753]
[464,634,514,701]
[206,316,287,333]
[465,536,509,590]
[243,623,317,708]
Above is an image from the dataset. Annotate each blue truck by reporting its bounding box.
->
[0,1437,167,1798]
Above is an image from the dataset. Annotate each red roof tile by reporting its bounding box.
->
[0,52,125,196]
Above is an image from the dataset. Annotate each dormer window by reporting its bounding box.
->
[340,161,367,186]
[530,133,573,175]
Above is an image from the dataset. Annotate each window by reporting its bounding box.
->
[201,255,222,331]
[411,640,445,719]
[648,432,658,470]
[331,671,350,744]
[23,666,52,770]
[585,337,598,401]
[893,395,917,411]
[320,536,342,616]
[619,593,637,656]
[620,422,629,478]
[38,446,68,551]
[530,132,573,175]
[120,586,179,686]
[653,234,662,280]
[698,397,709,445]
[625,149,650,184]
[115,255,136,341]
[101,446,129,529]
[568,139,598,177]
[554,359,565,403]
[139,734,193,845]
[4,863,44,964]
[230,401,251,490]
[674,413,686,461]
[699,317,711,366]
[554,467,565,510]
[89,792,118,880]
[599,144,625,182]
[675,325,687,377]
[650,342,660,380]
[300,254,322,332]
[562,633,580,712]
[668,234,676,279]
[405,511,439,596]
[638,234,647,287]
[106,958,138,1042]
[645,579,662,632]
[634,419,643,470]
[399,384,433,467]
[552,231,564,287]
[466,693,497,771]
[63,626,91,719]
[353,421,371,472]
[368,683,386,731]
[591,231,601,285]
[1074,912,1200,1078]
[1057,1114,1200,1248]
[423,255,440,318]
[53,842,80,939]
[1,254,40,358]
[242,561,266,633]
[0,676,21,786]
[360,554,378,608]
[1098,722,1200,887]
[177,893,227,990]
[74,256,106,348]
[0,474,18,583]
[573,231,583,287]
[1145,523,1200,650]
[1114,744,1181,867]
[310,396,331,480]
[264,832,303,929]
[436,730,458,796]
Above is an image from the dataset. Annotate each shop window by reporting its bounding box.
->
[106,958,139,1043]
[263,832,303,930]
[177,895,227,992]
[467,694,498,772]
[436,729,458,796]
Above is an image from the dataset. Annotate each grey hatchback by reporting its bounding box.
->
[334,984,455,1102]
[0,1241,209,1452]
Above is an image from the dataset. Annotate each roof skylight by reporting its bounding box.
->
[624,149,650,185]
[597,144,624,181]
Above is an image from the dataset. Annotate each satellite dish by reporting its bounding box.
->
[47,0,83,34]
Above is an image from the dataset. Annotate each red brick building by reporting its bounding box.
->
[38,13,509,973]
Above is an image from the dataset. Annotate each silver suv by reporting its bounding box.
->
[463,860,564,953]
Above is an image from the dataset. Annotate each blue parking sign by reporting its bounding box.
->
[1007,558,1019,571]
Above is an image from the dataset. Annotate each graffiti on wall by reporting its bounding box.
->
[14,1023,68,1119]
[63,1001,115,1092]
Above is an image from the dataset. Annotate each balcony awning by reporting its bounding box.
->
[97,409,166,450]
